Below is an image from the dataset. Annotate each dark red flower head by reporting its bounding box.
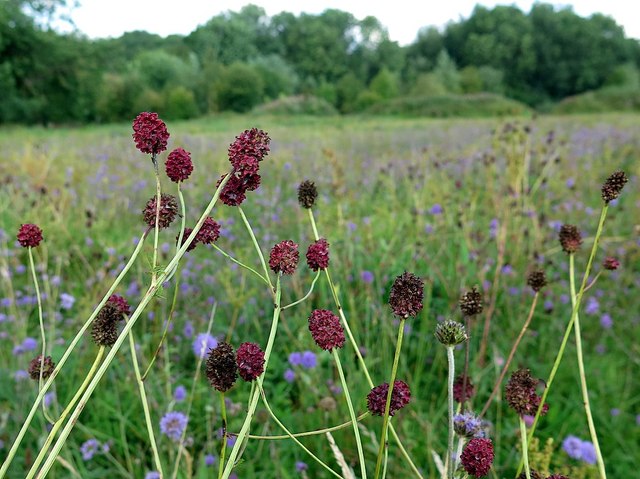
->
[107,294,131,317]
[236,342,265,381]
[389,271,424,318]
[228,128,270,167]
[366,380,411,416]
[308,309,345,351]
[460,287,483,316]
[177,228,197,252]
[546,475,570,479]
[217,173,261,207]
[559,224,582,254]
[142,194,178,229]
[517,470,544,479]
[460,438,494,477]
[196,217,220,245]
[453,373,475,403]
[91,302,124,347]
[206,342,237,392]
[298,180,318,209]
[132,112,169,155]
[526,269,547,292]
[28,354,55,381]
[165,147,193,182]
[17,224,43,248]
[306,238,330,271]
[269,240,299,275]
[505,368,548,417]
[602,257,620,271]
[601,170,628,203]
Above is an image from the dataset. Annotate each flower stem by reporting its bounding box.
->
[218,393,227,479]
[374,319,405,479]
[151,158,162,286]
[520,416,531,479]
[239,412,370,440]
[445,346,455,479]
[221,276,281,478]
[176,182,186,253]
[238,206,273,293]
[332,348,367,479]
[0,231,148,479]
[281,270,321,310]
[212,244,269,286]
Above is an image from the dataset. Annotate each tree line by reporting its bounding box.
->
[2,0,639,124]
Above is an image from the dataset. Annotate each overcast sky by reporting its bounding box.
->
[56,0,640,44]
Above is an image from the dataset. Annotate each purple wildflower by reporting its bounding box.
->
[600,313,613,329]
[59,293,75,310]
[160,411,188,442]
[205,454,216,466]
[80,439,100,461]
[193,333,218,359]
[173,385,187,402]
[284,369,295,383]
[361,270,374,284]
[300,351,317,369]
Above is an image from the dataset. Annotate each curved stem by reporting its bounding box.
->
[258,386,343,479]
[34,172,232,479]
[281,270,321,310]
[479,293,539,418]
[176,183,186,254]
[374,319,405,479]
[212,244,269,286]
[332,348,367,479]
[25,347,105,479]
[237,412,370,440]
[128,327,163,477]
[238,206,273,293]
[0,231,148,479]
[221,276,281,478]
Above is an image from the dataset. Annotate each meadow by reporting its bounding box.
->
[0,113,638,478]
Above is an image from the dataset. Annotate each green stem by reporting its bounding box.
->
[332,348,367,479]
[128,327,163,477]
[445,346,455,479]
[238,206,274,293]
[221,276,281,478]
[151,158,161,285]
[258,386,343,478]
[520,205,609,476]
[25,347,105,479]
[212,244,269,286]
[33,173,231,479]
[218,393,227,479]
[0,231,148,479]
[520,416,531,479]
[374,319,405,479]
[281,270,321,310]
[241,413,370,440]
[570,255,607,479]
[176,183,186,254]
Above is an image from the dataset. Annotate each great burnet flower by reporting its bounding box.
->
[165,147,193,182]
[236,342,265,381]
[601,170,628,203]
[308,309,345,351]
[297,180,318,209]
[28,354,55,381]
[389,271,424,318]
[90,296,128,347]
[517,471,544,479]
[602,257,620,270]
[527,269,547,292]
[559,224,582,254]
[217,172,261,207]
[366,380,411,416]
[132,112,169,155]
[195,217,221,245]
[453,373,475,403]
[269,240,299,275]
[206,342,237,392]
[306,238,330,271]
[460,438,494,477]
[17,223,43,248]
[228,128,270,170]
[546,475,570,479]
[505,368,548,417]
[460,287,483,316]
[142,194,178,229]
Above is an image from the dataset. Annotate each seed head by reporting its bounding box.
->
[297,180,318,209]
[306,238,330,271]
[308,309,345,351]
[236,342,265,382]
[453,373,475,403]
[132,112,169,155]
[460,287,483,316]
[601,170,628,203]
[460,438,494,477]
[28,354,55,381]
[389,271,424,318]
[602,257,620,271]
[165,147,193,183]
[517,471,544,479]
[366,380,411,416]
[505,368,548,417]
[269,240,299,275]
[435,320,468,347]
[142,194,178,229]
[17,223,43,248]
[527,269,547,292]
[90,302,124,347]
[558,224,582,254]
[206,342,237,392]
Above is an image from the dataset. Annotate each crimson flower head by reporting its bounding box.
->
[217,173,261,207]
[505,368,548,417]
[602,257,620,270]
[269,240,299,275]
[132,112,169,155]
[165,147,193,182]
[308,309,345,351]
[195,217,220,245]
[107,294,131,317]
[228,128,270,167]
[389,271,424,318]
[236,342,265,381]
[17,223,43,248]
[28,354,55,381]
[453,374,475,403]
[460,438,494,477]
[559,224,582,254]
[366,380,411,416]
[177,228,197,252]
[306,238,330,271]
[142,194,178,229]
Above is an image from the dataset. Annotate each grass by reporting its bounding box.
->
[0,113,638,478]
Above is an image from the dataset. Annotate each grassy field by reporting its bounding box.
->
[0,113,638,478]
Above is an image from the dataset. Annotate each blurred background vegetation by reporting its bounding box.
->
[3,0,640,124]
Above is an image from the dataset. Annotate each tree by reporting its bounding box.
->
[216,62,265,112]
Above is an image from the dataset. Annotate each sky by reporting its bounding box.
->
[56,0,640,44]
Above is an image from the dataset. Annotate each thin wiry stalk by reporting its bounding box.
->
[238,412,370,440]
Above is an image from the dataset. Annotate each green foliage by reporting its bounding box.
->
[164,86,199,120]
[552,87,640,114]
[367,93,531,117]
[250,55,299,100]
[252,95,338,115]
[410,73,447,97]
[369,68,399,100]
[216,63,265,113]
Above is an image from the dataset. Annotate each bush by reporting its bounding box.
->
[216,63,265,113]
[164,86,199,120]
[552,87,640,114]
[252,95,338,116]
